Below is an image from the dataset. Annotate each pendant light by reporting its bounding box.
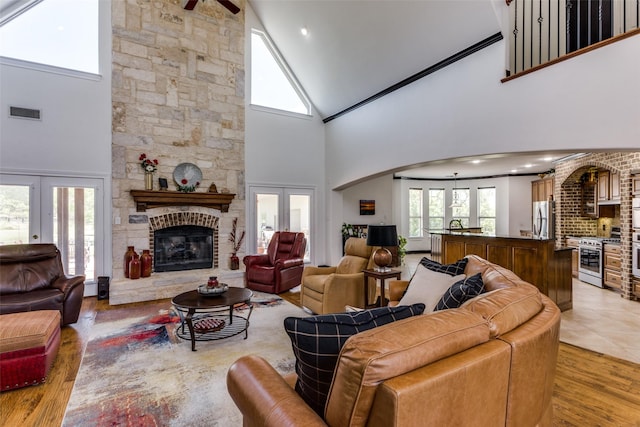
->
[449,172,461,208]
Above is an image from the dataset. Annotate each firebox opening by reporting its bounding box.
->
[154,225,213,272]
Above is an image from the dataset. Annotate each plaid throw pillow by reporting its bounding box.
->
[419,257,468,276]
[434,273,485,311]
[284,304,426,416]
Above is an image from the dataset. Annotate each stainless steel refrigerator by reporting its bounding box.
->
[532,201,554,240]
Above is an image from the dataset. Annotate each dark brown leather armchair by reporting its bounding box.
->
[0,244,85,325]
[243,231,306,294]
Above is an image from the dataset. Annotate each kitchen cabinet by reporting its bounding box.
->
[597,170,620,203]
[633,277,640,298]
[566,238,580,278]
[532,178,554,202]
[581,182,597,218]
[439,233,572,311]
[633,175,640,196]
[604,244,622,290]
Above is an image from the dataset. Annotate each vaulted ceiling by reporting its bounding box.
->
[249,0,502,119]
[248,0,580,178]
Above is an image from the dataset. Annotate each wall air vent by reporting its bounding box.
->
[9,106,41,120]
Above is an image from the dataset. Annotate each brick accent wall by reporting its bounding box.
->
[555,152,640,299]
[110,0,245,289]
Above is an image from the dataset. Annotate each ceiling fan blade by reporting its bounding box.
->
[217,0,240,14]
[183,0,240,14]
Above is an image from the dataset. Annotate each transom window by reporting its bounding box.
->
[0,0,99,75]
[250,29,311,115]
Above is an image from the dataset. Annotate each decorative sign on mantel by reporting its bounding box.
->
[130,190,235,212]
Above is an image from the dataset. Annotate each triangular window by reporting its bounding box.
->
[0,0,99,75]
[251,29,311,116]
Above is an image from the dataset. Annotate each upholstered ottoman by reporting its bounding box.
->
[0,310,61,391]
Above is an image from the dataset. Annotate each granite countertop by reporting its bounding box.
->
[428,230,554,241]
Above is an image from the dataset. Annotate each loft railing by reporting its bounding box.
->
[506,0,639,76]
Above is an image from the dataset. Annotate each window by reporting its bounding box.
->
[0,174,103,284]
[428,189,445,231]
[477,187,496,234]
[452,188,470,227]
[408,188,423,237]
[249,186,313,263]
[250,29,311,115]
[0,0,99,75]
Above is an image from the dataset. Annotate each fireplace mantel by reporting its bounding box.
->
[130,190,235,212]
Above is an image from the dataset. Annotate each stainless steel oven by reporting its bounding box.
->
[633,232,640,278]
[578,238,603,287]
[633,198,640,230]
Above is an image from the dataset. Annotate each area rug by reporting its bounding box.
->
[62,291,307,427]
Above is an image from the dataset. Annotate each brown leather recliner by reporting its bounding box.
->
[243,231,306,294]
[0,244,85,325]
[301,237,375,314]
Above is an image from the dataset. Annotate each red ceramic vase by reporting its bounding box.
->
[129,255,141,280]
[140,249,153,278]
[230,255,240,270]
[124,246,136,278]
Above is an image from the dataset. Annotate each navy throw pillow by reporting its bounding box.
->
[434,273,485,311]
[419,257,468,276]
[283,303,426,416]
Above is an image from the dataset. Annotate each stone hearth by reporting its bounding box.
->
[109,270,245,305]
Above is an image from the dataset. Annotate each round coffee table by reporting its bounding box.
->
[172,287,253,351]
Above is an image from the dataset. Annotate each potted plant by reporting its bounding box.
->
[229,218,245,270]
[397,235,407,265]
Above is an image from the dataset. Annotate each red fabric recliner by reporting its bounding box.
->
[243,231,306,294]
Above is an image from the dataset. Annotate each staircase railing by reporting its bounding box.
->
[506,0,639,77]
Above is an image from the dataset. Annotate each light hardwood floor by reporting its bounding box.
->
[1,254,639,426]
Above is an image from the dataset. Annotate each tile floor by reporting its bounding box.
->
[402,253,640,364]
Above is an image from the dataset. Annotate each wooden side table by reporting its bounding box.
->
[363,269,402,308]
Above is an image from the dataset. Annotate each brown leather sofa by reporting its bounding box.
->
[0,244,85,325]
[227,255,561,426]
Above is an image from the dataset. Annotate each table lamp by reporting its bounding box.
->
[366,225,398,272]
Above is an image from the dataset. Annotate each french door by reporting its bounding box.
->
[0,174,103,284]
[248,186,313,263]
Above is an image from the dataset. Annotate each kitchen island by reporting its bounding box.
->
[430,232,572,311]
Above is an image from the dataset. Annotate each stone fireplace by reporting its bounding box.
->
[109,2,246,304]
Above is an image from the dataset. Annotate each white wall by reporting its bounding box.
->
[324,36,640,191]
[0,0,112,294]
[245,5,327,263]
[341,174,394,226]
[324,35,639,256]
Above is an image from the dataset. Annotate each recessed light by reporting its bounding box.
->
[524,164,533,168]
[511,169,518,173]
[542,157,553,162]
[300,27,309,36]
[471,160,482,164]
